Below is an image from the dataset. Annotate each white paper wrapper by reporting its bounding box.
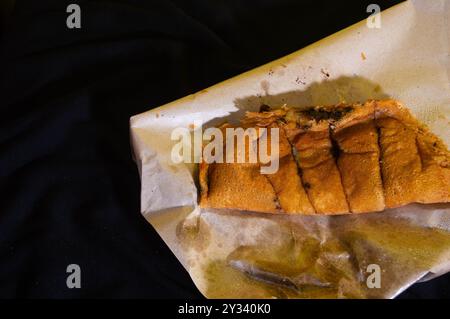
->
[130,0,450,298]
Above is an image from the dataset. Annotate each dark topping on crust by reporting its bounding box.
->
[330,137,341,161]
[277,117,287,124]
[302,106,353,121]
[299,124,311,130]
[259,104,272,112]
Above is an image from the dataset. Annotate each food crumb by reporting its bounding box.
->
[295,76,306,85]
[361,52,366,60]
[155,113,160,118]
[259,104,271,112]
[188,123,195,130]
[321,68,330,77]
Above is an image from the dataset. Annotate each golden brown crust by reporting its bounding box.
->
[264,124,315,214]
[288,121,349,214]
[198,161,209,206]
[199,99,450,215]
[204,162,280,213]
[199,124,280,213]
[374,100,450,207]
[332,102,385,213]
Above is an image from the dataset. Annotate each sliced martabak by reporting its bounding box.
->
[331,102,385,213]
[375,100,450,208]
[199,124,280,213]
[199,100,450,215]
[242,110,315,214]
[284,110,349,215]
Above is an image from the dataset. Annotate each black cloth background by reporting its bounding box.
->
[1,0,449,298]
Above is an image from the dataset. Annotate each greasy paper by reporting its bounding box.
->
[130,0,450,298]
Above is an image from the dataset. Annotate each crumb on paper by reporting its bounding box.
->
[155,112,160,118]
[281,64,287,68]
[268,69,274,76]
[189,123,196,130]
[321,68,330,77]
[361,52,366,60]
[295,76,306,85]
